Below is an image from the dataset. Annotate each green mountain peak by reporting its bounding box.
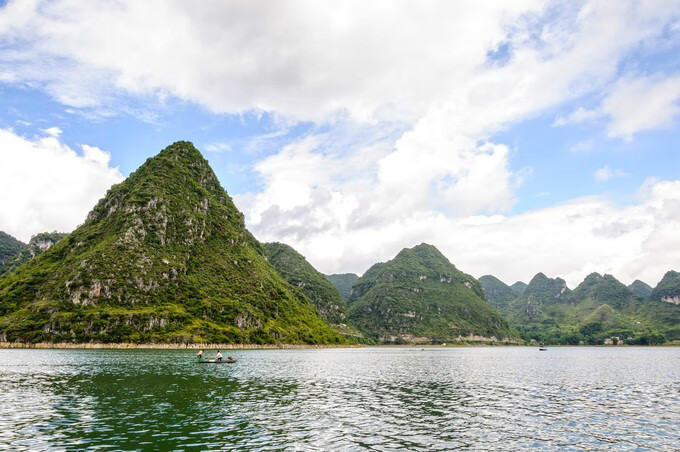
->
[347,243,516,343]
[628,280,652,299]
[569,273,633,307]
[651,270,680,304]
[478,275,515,310]
[524,272,569,304]
[0,141,340,345]
[510,281,527,295]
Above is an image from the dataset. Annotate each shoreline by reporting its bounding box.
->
[1,341,677,350]
[0,341,363,350]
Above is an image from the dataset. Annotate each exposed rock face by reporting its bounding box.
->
[347,243,516,343]
[0,141,340,345]
[662,296,680,305]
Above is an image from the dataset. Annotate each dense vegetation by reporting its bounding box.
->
[483,272,680,345]
[0,142,341,345]
[478,275,516,310]
[0,231,67,275]
[650,271,680,303]
[264,242,347,324]
[628,280,652,299]
[325,273,359,301]
[510,281,527,296]
[0,231,26,271]
[348,244,517,343]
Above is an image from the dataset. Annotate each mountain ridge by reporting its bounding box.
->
[264,242,347,324]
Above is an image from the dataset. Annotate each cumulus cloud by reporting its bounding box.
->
[2,0,680,285]
[0,128,124,242]
[0,0,547,121]
[602,75,680,139]
[554,74,680,139]
[595,164,627,182]
[3,1,678,123]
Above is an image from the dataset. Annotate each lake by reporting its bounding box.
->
[0,347,678,450]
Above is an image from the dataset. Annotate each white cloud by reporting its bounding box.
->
[3,1,678,124]
[569,138,595,153]
[0,0,546,121]
[602,75,680,139]
[40,126,62,137]
[0,128,124,242]
[553,75,680,140]
[204,142,231,153]
[2,0,680,286]
[595,164,627,182]
[239,178,680,288]
[553,108,602,127]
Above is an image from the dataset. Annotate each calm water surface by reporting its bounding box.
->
[0,347,678,450]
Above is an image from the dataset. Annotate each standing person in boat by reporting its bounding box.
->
[197,349,204,360]
[215,350,223,362]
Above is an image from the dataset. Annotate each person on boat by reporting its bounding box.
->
[197,349,204,360]
[215,350,223,362]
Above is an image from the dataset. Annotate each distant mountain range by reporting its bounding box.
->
[479,271,679,345]
[0,141,677,346]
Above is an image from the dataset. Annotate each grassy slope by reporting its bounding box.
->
[264,242,348,324]
[0,142,341,345]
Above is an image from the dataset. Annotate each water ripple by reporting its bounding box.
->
[0,347,678,450]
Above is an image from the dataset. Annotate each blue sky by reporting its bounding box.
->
[1,0,680,287]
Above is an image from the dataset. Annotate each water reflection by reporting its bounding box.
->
[0,347,678,450]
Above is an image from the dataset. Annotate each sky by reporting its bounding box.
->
[1,0,680,288]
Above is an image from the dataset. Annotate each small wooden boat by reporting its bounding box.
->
[198,358,237,364]
[539,347,547,351]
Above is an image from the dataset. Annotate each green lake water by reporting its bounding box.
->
[0,347,678,450]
